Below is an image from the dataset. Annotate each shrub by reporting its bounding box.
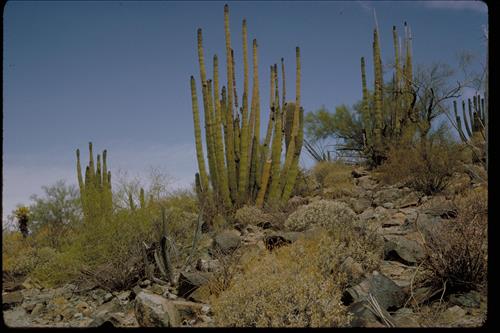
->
[2,232,37,276]
[211,233,352,327]
[312,161,354,198]
[284,200,356,232]
[377,128,467,195]
[234,206,271,227]
[30,247,84,288]
[418,186,487,295]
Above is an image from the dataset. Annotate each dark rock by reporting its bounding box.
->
[3,291,24,310]
[264,231,302,250]
[214,230,241,253]
[392,308,420,327]
[177,271,213,298]
[134,291,180,327]
[449,291,481,308]
[383,235,425,265]
[343,271,406,311]
[347,301,386,327]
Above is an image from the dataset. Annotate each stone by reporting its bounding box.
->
[134,291,180,327]
[132,286,143,298]
[343,271,406,311]
[379,261,415,288]
[449,291,481,308]
[31,303,44,316]
[383,202,395,209]
[103,293,113,303]
[188,284,211,303]
[196,258,221,273]
[214,230,241,253]
[117,290,132,303]
[3,307,30,327]
[392,308,420,327]
[177,271,213,298]
[139,280,151,287]
[359,207,376,220]
[3,291,24,309]
[264,231,301,250]
[340,256,364,281]
[384,235,425,265]
[352,168,369,178]
[396,191,422,208]
[373,188,403,206]
[440,305,467,324]
[351,197,372,214]
[347,301,385,327]
[150,284,166,295]
[357,176,377,190]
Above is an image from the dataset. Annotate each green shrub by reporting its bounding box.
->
[312,161,354,198]
[211,233,352,327]
[2,232,37,276]
[284,200,356,232]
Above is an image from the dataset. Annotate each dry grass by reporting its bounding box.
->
[418,186,487,295]
[312,161,354,198]
[211,233,353,327]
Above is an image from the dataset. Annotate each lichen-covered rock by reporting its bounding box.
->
[134,291,179,327]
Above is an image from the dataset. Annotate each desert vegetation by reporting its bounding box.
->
[3,3,487,328]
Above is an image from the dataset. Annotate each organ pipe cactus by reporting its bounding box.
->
[76,142,113,221]
[189,4,303,212]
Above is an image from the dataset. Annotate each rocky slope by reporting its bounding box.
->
[2,169,487,327]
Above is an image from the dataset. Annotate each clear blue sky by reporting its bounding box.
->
[3,0,487,221]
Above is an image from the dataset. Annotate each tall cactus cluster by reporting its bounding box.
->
[190,4,303,209]
[76,142,113,221]
[359,22,415,165]
[453,94,487,163]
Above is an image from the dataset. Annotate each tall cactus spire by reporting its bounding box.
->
[224,4,238,201]
[372,27,383,151]
[190,76,209,192]
[267,64,283,203]
[238,19,250,204]
[393,25,401,135]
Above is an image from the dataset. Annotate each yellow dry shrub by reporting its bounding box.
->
[284,199,356,232]
[312,161,354,198]
[2,232,37,276]
[211,233,353,327]
[234,205,271,226]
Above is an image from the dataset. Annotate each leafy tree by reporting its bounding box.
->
[29,180,81,248]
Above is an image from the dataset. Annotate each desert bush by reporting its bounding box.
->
[30,247,84,288]
[377,127,467,195]
[211,233,352,327]
[312,161,354,198]
[234,205,271,227]
[418,186,487,295]
[284,200,356,232]
[2,232,38,276]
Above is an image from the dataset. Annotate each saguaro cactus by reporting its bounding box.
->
[189,4,303,211]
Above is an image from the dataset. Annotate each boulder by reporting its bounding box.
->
[340,257,364,282]
[351,197,372,214]
[196,259,221,273]
[383,235,425,265]
[449,291,481,308]
[264,231,302,250]
[396,191,422,208]
[214,230,241,253]
[3,291,24,310]
[177,271,213,298]
[373,188,403,206]
[379,261,415,288]
[343,271,406,311]
[392,308,420,327]
[347,301,386,327]
[134,291,180,327]
[440,305,467,325]
[357,176,377,190]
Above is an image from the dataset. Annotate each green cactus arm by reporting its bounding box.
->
[190,76,210,191]
[87,142,95,187]
[203,80,219,193]
[250,39,261,197]
[261,65,276,166]
[76,149,85,194]
[454,101,467,142]
[237,19,250,204]
[392,25,401,134]
[281,57,286,112]
[372,28,383,149]
[102,149,108,189]
[213,55,232,207]
[140,188,145,209]
[255,159,272,208]
[463,99,473,138]
[96,154,102,189]
[281,106,304,202]
[129,192,136,211]
[267,65,283,204]
[360,57,371,147]
[222,86,238,202]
